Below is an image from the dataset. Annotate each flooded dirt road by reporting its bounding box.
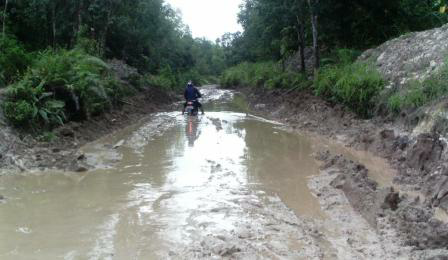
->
[0,87,403,259]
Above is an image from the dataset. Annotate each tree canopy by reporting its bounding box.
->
[1,0,225,76]
[221,0,448,65]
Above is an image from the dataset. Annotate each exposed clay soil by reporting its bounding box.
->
[3,83,448,257]
[244,87,448,256]
[0,87,180,173]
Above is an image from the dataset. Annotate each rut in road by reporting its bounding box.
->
[0,87,409,259]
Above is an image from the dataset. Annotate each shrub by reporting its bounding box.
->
[2,49,127,129]
[146,66,204,91]
[315,62,384,117]
[220,62,309,90]
[0,36,33,86]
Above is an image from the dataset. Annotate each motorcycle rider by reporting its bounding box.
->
[182,81,204,115]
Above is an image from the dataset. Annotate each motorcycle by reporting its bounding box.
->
[185,100,199,116]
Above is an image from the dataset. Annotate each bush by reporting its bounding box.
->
[315,62,384,117]
[0,36,33,87]
[146,65,204,91]
[220,62,309,90]
[2,49,127,129]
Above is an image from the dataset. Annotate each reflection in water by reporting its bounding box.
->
[185,116,201,147]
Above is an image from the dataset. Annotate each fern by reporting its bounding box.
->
[2,49,126,129]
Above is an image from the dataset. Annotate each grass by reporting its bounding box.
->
[315,62,384,117]
[220,62,310,90]
[220,49,384,118]
[387,61,448,113]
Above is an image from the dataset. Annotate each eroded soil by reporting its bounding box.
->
[247,87,448,258]
[1,87,447,259]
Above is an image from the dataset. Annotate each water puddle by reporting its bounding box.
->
[0,87,394,259]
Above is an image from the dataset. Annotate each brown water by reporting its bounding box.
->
[0,88,394,259]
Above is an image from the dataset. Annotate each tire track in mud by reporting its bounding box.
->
[4,86,440,259]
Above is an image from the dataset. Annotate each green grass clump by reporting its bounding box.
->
[220,62,309,90]
[387,62,448,113]
[315,62,384,117]
[2,49,127,129]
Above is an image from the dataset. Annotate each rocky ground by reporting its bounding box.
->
[246,87,448,257]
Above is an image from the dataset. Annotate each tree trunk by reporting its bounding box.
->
[99,0,114,57]
[296,15,306,74]
[2,0,8,40]
[52,3,56,48]
[77,0,83,35]
[307,0,320,74]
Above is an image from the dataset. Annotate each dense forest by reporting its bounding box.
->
[1,0,448,129]
[0,0,225,128]
[0,0,226,84]
[221,0,448,117]
[222,0,448,66]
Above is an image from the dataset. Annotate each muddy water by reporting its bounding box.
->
[0,87,393,259]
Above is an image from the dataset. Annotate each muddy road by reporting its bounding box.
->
[0,87,425,259]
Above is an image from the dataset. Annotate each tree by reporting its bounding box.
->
[295,0,307,74]
[307,0,319,72]
[226,0,448,69]
[2,0,7,39]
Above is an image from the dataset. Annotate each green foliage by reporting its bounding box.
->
[315,62,384,117]
[387,62,448,113]
[225,0,448,65]
[2,84,67,128]
[145,66,203,91]
[220,62,310,90]
[2,49,127,129]
[387,94,403,114]
[321,49,362,67]
[0,36,33,86]
[4,0,225,79]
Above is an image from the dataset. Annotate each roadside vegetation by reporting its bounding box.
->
[218,0,446,118]
[0,0,226,131]
[0,36,33,87]
[1,0,448,130]
[220,62,309,90]
[387,61,448,114]
[314,50,384,117]
[221,49,385,118]
[2,48,127,128]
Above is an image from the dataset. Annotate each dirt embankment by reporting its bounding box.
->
[0,62,180,174]
[246,87,448,255]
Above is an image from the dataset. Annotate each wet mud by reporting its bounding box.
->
[1,86,446,259]
[246,87,448,258]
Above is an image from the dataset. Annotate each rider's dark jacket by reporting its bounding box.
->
[184,85,202,101]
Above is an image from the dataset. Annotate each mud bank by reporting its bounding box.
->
[245,87,448,256]
[0,87,179,174]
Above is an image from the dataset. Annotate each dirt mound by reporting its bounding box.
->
[359,23,448,90]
